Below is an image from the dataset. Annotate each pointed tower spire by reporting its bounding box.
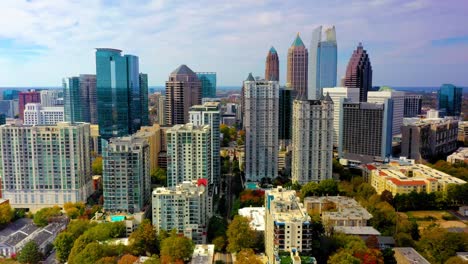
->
[246,72,255,81]
[291,33,305,47]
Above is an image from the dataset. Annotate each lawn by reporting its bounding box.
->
[404,211,467,229]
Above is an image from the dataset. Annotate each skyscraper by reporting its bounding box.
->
[18,91,40,120]
[63,74,97,124]
[40,90,63,107]
[287,34,308,96]
[196,72,217,98]
[0,122,92,211]
[278,88,295,147]
[155,93,166,125]
[404,94,422,117]
[102,135,150,214]
[265,47,279,81]
[344,43,372,102]
[243,74,279,182]
[139,73,150,126]
[2,89,20,100]
[96,48,148,140]
[308,26,337,100]
[291,94,334,184]
[438,84,462,117]
[368,87,405,135]
[165,65,202,126]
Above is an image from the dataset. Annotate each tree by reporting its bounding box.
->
[445,256,467,264]
[92,156,103,175]
[129,219,159,256]
[18,241,42,264]
[328,250,360,264]
[151,168,167,186]
[54,232,75,263]
[33,206,62,227]
[417,227,467,264]
[160,232,194,263]
[365,235,379,249]
[96,256,118,264]
[71,242,106,264]
[213,236,227,252]
[118,254,138,264]
[235,249,262,264]
[226,215,256,252]
[0,202,14,226]
[64,202,86,219]
[207,216,227,242]
[143,255,161,264]
[380,190,394,205]
[382,248,397,264]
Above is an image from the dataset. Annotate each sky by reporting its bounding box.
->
[0,0,467,87]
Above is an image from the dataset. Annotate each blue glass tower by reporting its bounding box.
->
[196,72,216,98]
[438,84,462,117]
[139,73,149,126]
[2,90,20,100]
[318,36,337,89]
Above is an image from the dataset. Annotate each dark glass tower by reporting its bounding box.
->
[265,47,279,81]
[139,73,149,126]
[196,72,216,98]
[278,88,295,145]
[344,43,372,102]
[438,84,462,117]
[64,74,97,124]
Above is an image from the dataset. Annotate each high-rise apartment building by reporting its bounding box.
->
[102,135,150,213]
[322,87,360,146]
[96,48,148,140]
[339,99,393,164]
[308,26,337,100]
[243,74,279,181]
[165,65,202,125]
[63,74,98,124]
[166,124,212,187]
[278,88,295,147]
[153,93,166,125]
[135,124,161,172]
[287,34,308,96]
[265,187,313,263]
[196,72,216,98]
[291,95,334,184]
[438,84,463,117]
[343,43,372,102]
[404,94,422,117]
[368,88,405,135]
[265,47,279,81]
[152,180,212,244]
[401,117,458,162]
[0,122,92,211]
[23,103,64,125]
[18,91,40,120]
[189,102,221,191]
[40,90,63,107]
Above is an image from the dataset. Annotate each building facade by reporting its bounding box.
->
[265,47,279,81]
[196,72,216,98]
[2,90,20,100]
[0,122,92,211]
[287,34,308,96]
[368,88,405,135]
[139,73,150,126]
[63,74,98,124]
[135,124,161,172]
[343,43,372,102]
[447,147,468,165]
[23,103,64,125]
[403,94,422,117]
[278,88,295,147]
[243,74,279,182]
[458,121,468,144]
[291,95,334,184]
[438,84,462,117]
[18,91,41,120]
[102,135,151,214]
[40,90,63,107]
[339,99,393,164]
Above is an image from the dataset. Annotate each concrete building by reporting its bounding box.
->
[403,94,422,117]
[0,122,92,211]
[363,161,466,196]
[368,88,405,135]
[135,124,162,172]
[191,245,215,264]
[265,187,313,264]
[338,99,393,165]
[90,124,100,154]
[447,147,468,165]
[401,117,458,162]
[393,247,430,264]
[287,34,308,96]
[458,121,468,143]
[426,109,440,119]
[322,87,360,146]
[238,207,266,232]
[40,90,63,107]
[166,124,212,187]
[243,74,279,182]
[153,92,166,125]
[18,91,40,120]
[165,65,202,125]
[152,180,212,244]
[291,95,334,184]
[23,103,64,125]
[102,135,151,214]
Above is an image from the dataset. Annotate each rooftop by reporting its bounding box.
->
[267,187,310,224]
[171,64,196,75]
[191,244,214,264]
[238,207,265,231]
[304,196,372,220]
[393,247,430,264]
[334,226,381,236]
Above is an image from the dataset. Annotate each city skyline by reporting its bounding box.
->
[0,0,467,87]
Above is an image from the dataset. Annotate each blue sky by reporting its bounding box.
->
[0,0,467,87]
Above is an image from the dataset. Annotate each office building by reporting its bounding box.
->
[2,90,19,100]
[96,48,148,140]
[40,90,63,107]
[165,65,201,125]
[343,43,372,102]
[23,103,64,125]
[139,73,150,126]
[339,99,393,164]
[243,74,279,182]
[308,26,337,100]
[368,87,405,135]
[265,47,279,81]
[458,121,468,143]
[404,94,422,117]
[189,102,221,191]
[196,72,216,98]
[265,187,313,263]
[278,88,295,147]
[166,124,212,187]
[102,135,150,214]
[447,147,468,165]
[363,162,466,196]
[0,122,92,211]
[18,91,40,120]
[135,124,161,172]
[63,74,98,124]
[0,100,19,118]
[287,34,308,96]
[401,117,458,162]
[438,84,462,117]
[322,87,360,146]
[152,180,212,244]
[291,95,334,184]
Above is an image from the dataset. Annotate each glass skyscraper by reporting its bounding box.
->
[2,89,20,100]
[139,73,149,126]
[96,48,149,140]
[438,84,462,117]
[196,72,216,98]
[63,74,97,124]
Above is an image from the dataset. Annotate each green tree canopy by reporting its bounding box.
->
[226,215,256,253]
[160,231,194,263]
[235,249,262,264]
[33,206,62,227]
[0,202,14,226]
[54,232,75,263]
[417,226,468,263]
[92,156,103,175]
[18,241,42,264]
[129,219,159,256]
